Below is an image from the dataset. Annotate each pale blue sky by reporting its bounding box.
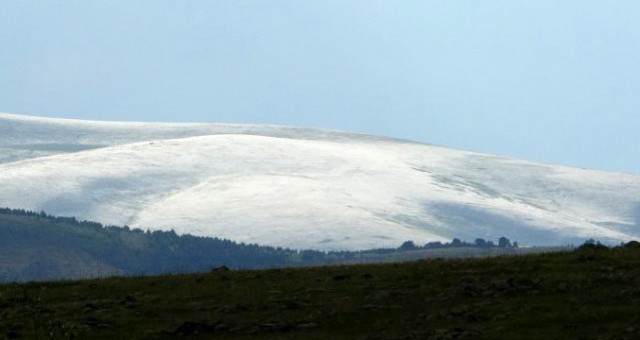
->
[1,1,639,174]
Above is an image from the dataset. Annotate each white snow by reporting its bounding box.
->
[1,112,639,250]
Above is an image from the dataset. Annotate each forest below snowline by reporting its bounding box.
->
[0,207,552,282]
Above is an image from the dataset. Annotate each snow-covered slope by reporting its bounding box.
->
[1,112,639,250]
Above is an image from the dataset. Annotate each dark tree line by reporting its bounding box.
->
[399,236,519,251]
[0,207,520,282]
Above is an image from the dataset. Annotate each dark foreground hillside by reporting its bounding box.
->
[1,245,639,339]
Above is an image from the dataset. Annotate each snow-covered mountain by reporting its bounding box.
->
[1,112,639,250]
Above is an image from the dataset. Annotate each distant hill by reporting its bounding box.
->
[0,207,541,282]
[2,113,639,250]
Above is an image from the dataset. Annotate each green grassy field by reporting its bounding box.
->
[1,245,639,339]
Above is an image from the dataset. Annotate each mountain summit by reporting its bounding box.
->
[1,113,638,250]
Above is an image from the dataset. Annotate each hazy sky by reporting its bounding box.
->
[1,1,639,174]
